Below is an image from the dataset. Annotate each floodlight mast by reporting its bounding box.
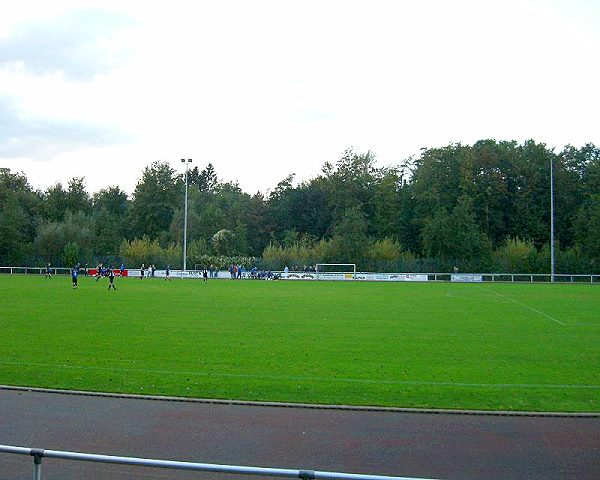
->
[550,156,555,283]
[181,158,192,274]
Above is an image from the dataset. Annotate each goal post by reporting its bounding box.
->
[315,263,356,281]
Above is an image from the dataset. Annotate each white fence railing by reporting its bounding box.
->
[0,445,438,480]
[1,266,599,283]
[0,266,73,275]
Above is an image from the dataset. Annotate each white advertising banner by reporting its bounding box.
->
[354,273,428,282]
[283,273,317,281]
[451,274,483,282]
[126,270,432,282]
[128,269,200,279]
[317,273,355,281]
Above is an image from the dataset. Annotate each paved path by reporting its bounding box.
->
[0,388,598,480]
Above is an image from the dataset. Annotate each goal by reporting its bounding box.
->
[315,263,356,281]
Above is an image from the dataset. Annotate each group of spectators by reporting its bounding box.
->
[248,266,280,280]
[223,264,280,280]
[228,264,245,279]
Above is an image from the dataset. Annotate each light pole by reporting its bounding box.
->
[550,156,555,282]
[181,158,192,273]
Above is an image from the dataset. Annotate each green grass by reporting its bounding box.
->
[1,275,598,412]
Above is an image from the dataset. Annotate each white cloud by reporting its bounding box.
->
[0,0,599,194]
[0,9,134,80]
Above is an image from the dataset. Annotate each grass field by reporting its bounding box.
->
[0,275,598,412]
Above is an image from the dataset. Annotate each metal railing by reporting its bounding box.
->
[0,266,73,275]
[1,266,599,283]
[426,273,600,283]
[0,445,438,480]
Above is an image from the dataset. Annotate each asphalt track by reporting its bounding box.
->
[0,388,598,480]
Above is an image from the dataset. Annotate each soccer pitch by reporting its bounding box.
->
[1,275,598,412]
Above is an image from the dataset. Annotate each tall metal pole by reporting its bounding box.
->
[181,158,192,273]
[550,156,555,283]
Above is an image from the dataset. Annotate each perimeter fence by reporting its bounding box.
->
[0,445,438,480]
[1,266,599,283]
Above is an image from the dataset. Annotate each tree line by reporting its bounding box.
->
[1,139,599,273]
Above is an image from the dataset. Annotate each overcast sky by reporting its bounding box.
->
[1,0,599,195]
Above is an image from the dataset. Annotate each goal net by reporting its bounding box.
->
[315,263,356,281]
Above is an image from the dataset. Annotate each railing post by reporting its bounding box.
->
[30,449,44,480]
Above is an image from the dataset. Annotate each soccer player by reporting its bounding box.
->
[140,263,145,279]
[165,264,171,281]
[203,268,208,283]
[71,265,79,289]
[45,263,52,278]
[108,267,116,291]
[95,262,103,282]
[119,262,125,276]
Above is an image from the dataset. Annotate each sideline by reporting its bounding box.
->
[1,384,598,418]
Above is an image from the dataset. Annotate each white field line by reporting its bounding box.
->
[477,286,566,326]
[2,361,599,389]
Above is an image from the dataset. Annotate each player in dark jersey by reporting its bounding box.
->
[165,265,170,281]
[45,263,52,278]
[108,267,116,291]
[203,268,208,283]
[71,266,79,289]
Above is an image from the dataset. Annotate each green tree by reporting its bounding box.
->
[189,163,218,192]
[42,183,69,222]
[211,229,237,255]
[371,167,402,239]
[63,242,80,267]
[508,141,556,248]
[328,206,369,263]
[119,237,181,267]
[574,195,600,269]
[34,212,94,266]
[421,196,492,262]
[65,177,91,214]
[93,186,129,257]
[127,161,181,240]
[493,237,537,273]
[325,149,378,219]
[93,186,129,216]
[244,192,272,256]
[0,169,39,264]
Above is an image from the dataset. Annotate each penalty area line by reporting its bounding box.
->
[1,361,598,389]
[477,286,566,326]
